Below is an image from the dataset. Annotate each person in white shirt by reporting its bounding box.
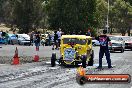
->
[0,31,3,46]
[57,28,62,47]
[0,31,2,45]
[0,31,2,38]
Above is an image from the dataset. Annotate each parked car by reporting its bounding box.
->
[92,39,100,46]
[0,38,5,44]
[121,36,132,50]
[92,37,100,46]
[8,34,18,45]
[17,34,30,45]
[108,36,125,53]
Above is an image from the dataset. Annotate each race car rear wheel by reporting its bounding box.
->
[51,53,56,67]
[82,55,86,68]
[88,50,94,66]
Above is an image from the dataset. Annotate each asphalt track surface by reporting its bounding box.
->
[0,45,131,88]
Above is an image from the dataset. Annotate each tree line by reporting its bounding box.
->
[0,0,131,36]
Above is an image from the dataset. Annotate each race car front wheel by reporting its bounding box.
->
[76,76,86,85]
[51,53,56,67]
[59,57,63,66]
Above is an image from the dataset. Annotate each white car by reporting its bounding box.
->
[17,34,31,45]
[92,39,100,46]
[108,36,125,53]
[120,36,132,50]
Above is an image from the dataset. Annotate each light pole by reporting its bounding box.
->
[106,0,109,33]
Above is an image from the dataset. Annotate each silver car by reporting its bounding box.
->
[17,34,30,45]
[121,36,132,50]
[108,36,125,53]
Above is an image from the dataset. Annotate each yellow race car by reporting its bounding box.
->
[51,35,94,68]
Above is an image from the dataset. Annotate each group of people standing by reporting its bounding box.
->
[28,29,62,50]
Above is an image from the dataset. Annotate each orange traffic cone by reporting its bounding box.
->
[33,46,39,62]
[12,47,20,65]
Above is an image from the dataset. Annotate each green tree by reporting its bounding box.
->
[0,0,10,23]
[0,0,4,23]
[46,0,97,35]
[95,0,132,35]
[95,0,108,31]
[124,0,132,5]
[12,0,43,33]
[40,0,49,30]
[111,0,132,35]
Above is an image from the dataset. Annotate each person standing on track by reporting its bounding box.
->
[96,30,112,69]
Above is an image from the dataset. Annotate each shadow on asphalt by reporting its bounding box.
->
[61,65,80,68]
[46,64,81,68]
[110,51,122,53]
[110,49,132,53]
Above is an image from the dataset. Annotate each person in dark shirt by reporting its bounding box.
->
[1,31,4,36]
[86,29,91,36]
[34,31,40,51]
[36,34,40,43]
[96,30,112,69]
[48,32,51,46]
[52,31,58,50]
[29,31,34,46]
